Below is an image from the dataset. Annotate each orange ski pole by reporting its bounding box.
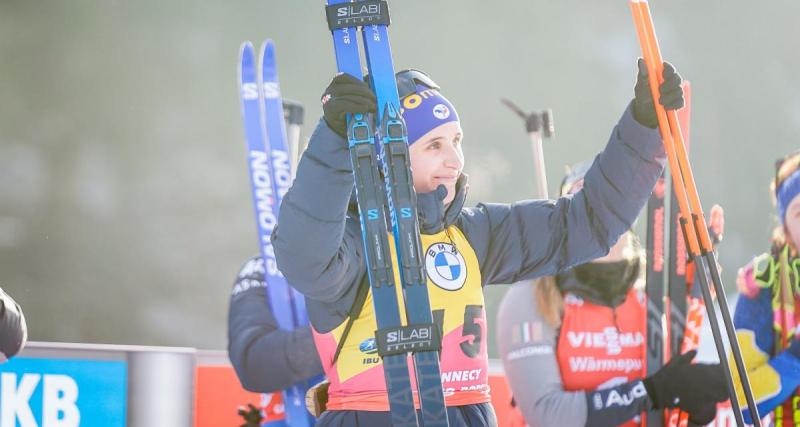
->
[629,1,761,426]
[635,3,761,426]
[637,2,711,253]
[630,5,695,426]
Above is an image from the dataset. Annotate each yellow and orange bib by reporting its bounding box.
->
[313,226,490,411]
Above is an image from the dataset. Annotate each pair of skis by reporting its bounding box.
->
[662,84,718,427]
[644,82,707,427]
[630,1,760,426]
[238,40,315,426]
[324,1,449,426]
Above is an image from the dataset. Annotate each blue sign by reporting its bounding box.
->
[0,357,127,427]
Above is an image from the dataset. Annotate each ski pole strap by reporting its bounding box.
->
[332,274,371,365]
[375,323,442,358]
[326,0,390,31]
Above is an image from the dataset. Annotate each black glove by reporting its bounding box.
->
[321,73,377,137]
[643,350,728,425]
[632,58,684,128]
[237,403,262,427]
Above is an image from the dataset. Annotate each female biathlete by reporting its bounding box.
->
[272,61,684,426]
[497,160,728,427]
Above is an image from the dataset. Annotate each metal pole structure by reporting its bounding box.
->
[501,98,554,199]
[283,99,304,178]
[128,348,196,427]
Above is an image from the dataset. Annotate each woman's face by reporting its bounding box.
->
[785,194,800,250]
[408,121,464,205]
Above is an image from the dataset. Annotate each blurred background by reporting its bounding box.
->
[1,0,798,357]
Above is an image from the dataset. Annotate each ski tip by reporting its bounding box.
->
[260,39,276,65]
[239,41,255,59]
[239,42,255,71]
[239,41,256,83]
[265,38,276,53]
[259,39,278,81]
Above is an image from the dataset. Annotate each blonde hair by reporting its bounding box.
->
[771,227,793,254]
[535,276,564,329]
[770,151,800,253]
[773,151,800,195]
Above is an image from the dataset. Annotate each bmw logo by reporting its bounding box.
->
[425,242,467,291]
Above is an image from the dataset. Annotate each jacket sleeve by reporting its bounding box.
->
[227,257,324,393]
[497,284,648,427]
[731,261,800,424]
[459,103,665,285]
[272,119,364,304]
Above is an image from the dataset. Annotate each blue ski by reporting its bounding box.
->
[325,1,449,426]
[238,40,314,427]
[325,1,418,426]
[358,4,449,427]
[259,40,310,330]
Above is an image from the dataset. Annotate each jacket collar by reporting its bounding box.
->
[417,174,468,234]
[348,174,469,235]
[556,263,638,308]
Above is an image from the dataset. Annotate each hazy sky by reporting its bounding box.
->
[1,1,798,356]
